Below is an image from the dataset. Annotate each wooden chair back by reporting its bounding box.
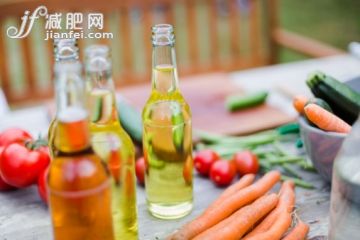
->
[0,0,342,106]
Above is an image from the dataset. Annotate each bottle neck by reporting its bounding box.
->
[151,44,179,94]
[85,55,119,125]
[54,61,91,152]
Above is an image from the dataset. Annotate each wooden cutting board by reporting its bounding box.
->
[120,73,295,135]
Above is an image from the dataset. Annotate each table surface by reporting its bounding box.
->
[1,55,360,240]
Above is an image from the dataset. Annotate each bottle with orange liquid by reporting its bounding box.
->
[47,41,114,240]
[48,38,78,158]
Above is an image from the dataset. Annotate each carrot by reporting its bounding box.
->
[245,181,295,237]
[282,219,309,240]
[168,171,281,240]
[193,194,279,240]
[243,211,292,240]
[304,103,351,133]
[206,174,255,211]
[293,95,308,114]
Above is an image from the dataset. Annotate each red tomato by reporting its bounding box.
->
[0,142,50,188]
[0,128,32,146]
[135,157,145,185]
[233,151,259,175]
[37,167,49,204]
[0,146,16,191]
[210,160,237,187]
[194,150,219,176]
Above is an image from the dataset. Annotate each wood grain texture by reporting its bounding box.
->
[0,155,330,240]
[120,73,294,136]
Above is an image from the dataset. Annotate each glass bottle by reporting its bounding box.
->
[48,38,78,158]
[142,24,193,219]
[84,45,138,239]
[47,42,114,240]
[329,116,360,239]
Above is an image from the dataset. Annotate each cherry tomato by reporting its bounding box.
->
[135,157,145,185]
[0,128,32,146]
[0,142,50,188]
[37,167,49,204]
[210,160,237,187]
[194,150,219,176]
[233,151,259,175]
[0,146,16,191]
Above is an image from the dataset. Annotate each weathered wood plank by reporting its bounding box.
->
[0,162,330,240]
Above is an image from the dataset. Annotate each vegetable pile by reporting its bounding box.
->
[168,171,309,240]
[0,128,50,203]
[293,71,360,133]
[193,123,315,189]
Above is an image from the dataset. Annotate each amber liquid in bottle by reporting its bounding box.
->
[47,42,114,240]
[48,110,114,240]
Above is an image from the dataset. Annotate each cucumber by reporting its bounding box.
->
[225,91,268,112]
[117,97,143,144]
[306,71,360,124]
[91,97,102,122]
[171,102,184,152]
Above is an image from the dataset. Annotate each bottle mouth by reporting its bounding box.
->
[85,45,111,72]
[54,38,79,61]
[152,24,175,46]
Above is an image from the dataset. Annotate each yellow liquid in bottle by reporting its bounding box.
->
[142,64,193,219]
[87,88,138,239]
[48,110,114,240]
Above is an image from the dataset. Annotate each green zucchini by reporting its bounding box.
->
[225,91,268,112]
[305,98,332,113]
[306,71,360,124]
[117,98,143,144]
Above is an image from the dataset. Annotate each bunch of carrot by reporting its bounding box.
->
[168,171,309,240]
[293,95,351,133]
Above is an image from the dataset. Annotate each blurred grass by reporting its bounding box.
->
[279,0,360,62]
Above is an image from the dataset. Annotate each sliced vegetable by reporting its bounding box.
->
[304,103,351,133]
[306,71,360,124]
[171,102,185,151]
[193,194,279,240]
[225,91,268,112]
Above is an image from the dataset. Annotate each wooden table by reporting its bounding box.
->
[1,55,360,240]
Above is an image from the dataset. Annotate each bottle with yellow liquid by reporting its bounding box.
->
[84,45,138,239]
[47,42,114,240]
[142,24,193,219]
